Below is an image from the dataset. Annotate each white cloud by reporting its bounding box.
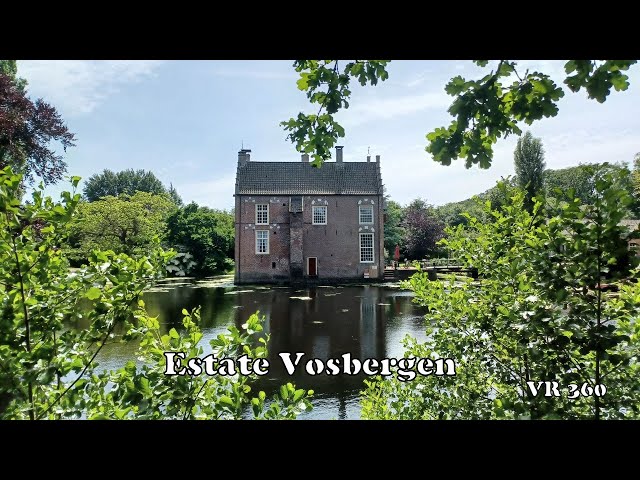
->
[406,73,428,88]
[379,141,514,207]
[343,144,389,162]
[514,60,567,82]
[378,125,640,208]
[338,90,451,128]
[177,174,236,210]
[543,130,640,169]
[210,66,294,80]
[18,60,164,116]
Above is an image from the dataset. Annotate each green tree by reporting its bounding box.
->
[168,182,183,206]
[165,202,234,276]
[384,199,405,259]
[284,60,636,168]
[70,191,176,259]
[83,169,168,202]
[544,162,638,217]
[0,60,27,91]
[436,163,639,229]
[435,198,483,228]
[402,199,445,260]
[0,68,75,185]
[281,60,389,166]
[544,164,595,204]
[0,166,312,419]
[362,178,640,419]
[631,153,640,196]
[434,180,515,229]
[514,131,545,212]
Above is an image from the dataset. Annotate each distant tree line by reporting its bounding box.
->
[386,131,640,261]
[3,58,639,421]
[69,168,234,276]
[2,62,312,422]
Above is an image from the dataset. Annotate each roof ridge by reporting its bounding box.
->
[239,162,378,165]
[236,161,381,195]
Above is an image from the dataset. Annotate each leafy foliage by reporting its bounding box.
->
[168,182,183,206]
[0,60,27,91]
[435,162,639,229]
[0,166,312,419]
[545,162,639,218]
[84,308,313,419]
[281,60,389,166]
[426,60,566,168]
[383,199,405,259]
[362,178,640,419]
[514,131,545,212]
[426,60,635,168]
[165,251,197,277]
[165,202,234,277]
[0,72,75,185]
[0,166,169,418]
[435,196,488,228]
[285,60,637,169]
[69,191,176,260]
[401,199,445,260]
[631,153,640,198]
[83,169,169,202]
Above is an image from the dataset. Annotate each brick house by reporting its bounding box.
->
[234,146,385,284]
[620,219,640,253]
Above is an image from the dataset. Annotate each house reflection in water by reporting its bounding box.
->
[139,281,426,419]
[229,286,390,419]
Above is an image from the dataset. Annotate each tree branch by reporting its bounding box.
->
[11,227,35,420]
[36,286,146,419]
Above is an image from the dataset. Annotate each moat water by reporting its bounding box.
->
[92,276,428,419]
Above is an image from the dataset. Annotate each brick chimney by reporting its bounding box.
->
[366,155,371,162]
[336,146,344,163]
[375,154,380,163]
[302,153,309,163]
[238,149,251,166]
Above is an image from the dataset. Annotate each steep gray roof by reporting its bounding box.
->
[235,161,382,195]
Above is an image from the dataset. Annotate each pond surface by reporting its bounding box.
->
[95,276,428,419]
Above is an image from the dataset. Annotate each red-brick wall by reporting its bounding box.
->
[234,194,384,284]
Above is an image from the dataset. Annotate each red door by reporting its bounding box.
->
[308,257,317,277]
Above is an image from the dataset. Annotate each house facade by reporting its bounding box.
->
[234,146,385,284]
[620,219,640,253]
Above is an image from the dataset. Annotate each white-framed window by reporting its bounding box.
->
[359,205,374,224]
[312,206,327,225]
[256,230,269,254]
[256,204,269,225]
[360,233,374,263]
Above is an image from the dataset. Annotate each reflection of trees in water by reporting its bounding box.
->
[144,285,236,330]
[235,286,388,397]
[338,392,347,420]
[73,283,424,418]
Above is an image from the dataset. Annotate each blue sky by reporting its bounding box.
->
[18,60,640,210]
